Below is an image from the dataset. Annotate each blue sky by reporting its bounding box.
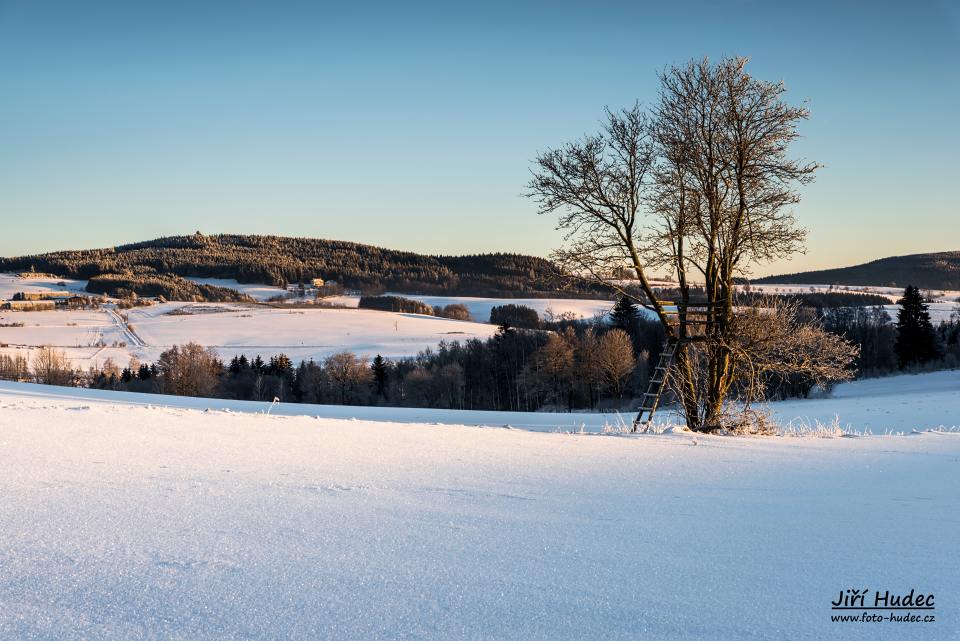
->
[1,0,957,276]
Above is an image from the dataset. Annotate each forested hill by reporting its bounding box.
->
[0,234,602,299]
[756,251,960,291]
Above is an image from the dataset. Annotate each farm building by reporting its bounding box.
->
[12,291,73,301]
[1,300,56,310]
[7,292,89,309]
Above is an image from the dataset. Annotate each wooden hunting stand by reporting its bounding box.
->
[631,300,723,433]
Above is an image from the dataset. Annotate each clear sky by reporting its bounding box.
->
[1,0,957,276]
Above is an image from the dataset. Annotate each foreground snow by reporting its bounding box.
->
[0,385,956,640]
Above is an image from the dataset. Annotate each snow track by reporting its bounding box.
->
[105,306,146,347]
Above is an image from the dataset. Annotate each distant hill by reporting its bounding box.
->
[0,233,603,301]
[756,251,960,291]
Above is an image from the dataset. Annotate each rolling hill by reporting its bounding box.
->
[0,233,602,301]
[756,250,960,291]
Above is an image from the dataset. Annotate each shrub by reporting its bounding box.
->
[358,295,435,315]
[435,303,472,321]
[490,304,540,329]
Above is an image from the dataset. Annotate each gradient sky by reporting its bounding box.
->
[1,0,957,276]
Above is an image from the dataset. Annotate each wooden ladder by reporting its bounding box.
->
[632,339,679,433]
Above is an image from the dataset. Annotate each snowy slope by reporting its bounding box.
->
[125,303,500,363]
[0,385,957,640]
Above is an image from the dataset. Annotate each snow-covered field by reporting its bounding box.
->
[0,382,957,640]
[0,303,500,369]
[0,307,135,370]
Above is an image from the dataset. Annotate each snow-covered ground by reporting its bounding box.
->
[0,383,957,640]
[0,303,500,369]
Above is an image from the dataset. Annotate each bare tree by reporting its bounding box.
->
[529,57,853,431]
[156,343,222,397]
[528,103,670,321]
[324,351,372,405]
[569,328,601,408]
[596,329,636,400]
[0,354,30,381]
[523,329,575,409]
[32,346,73,386]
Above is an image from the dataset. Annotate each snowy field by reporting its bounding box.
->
[0,307,135,370]
[0,303,500,369]
[0,383,957,640]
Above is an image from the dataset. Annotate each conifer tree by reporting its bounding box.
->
[372,355,389,399]
[895,285,939,368]
[609,295,639,336]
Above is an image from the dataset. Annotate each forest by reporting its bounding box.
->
[0,233,604,301]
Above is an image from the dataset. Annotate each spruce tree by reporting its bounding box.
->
[610,295,639,335]
[895,285,939,368]
[372,355,389,399]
